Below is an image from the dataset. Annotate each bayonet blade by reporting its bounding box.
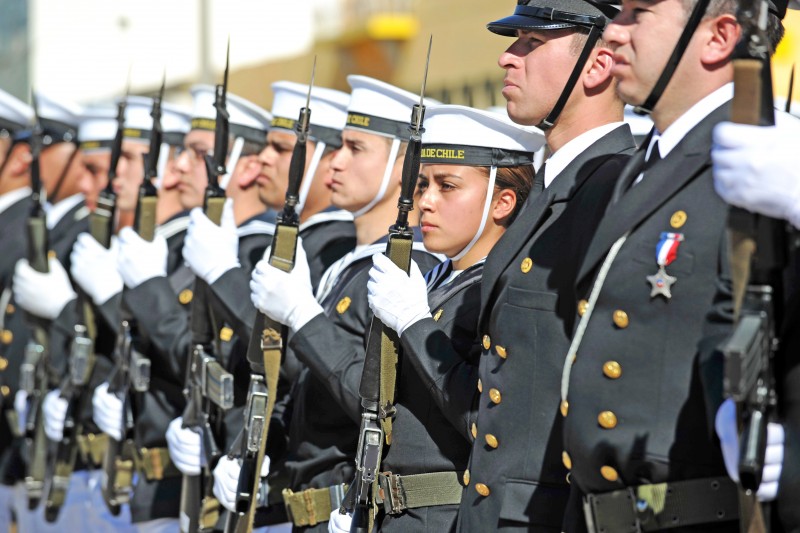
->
[420,35,433,108]
[787,63,795,114]
[223,37,230,95]
[306,56,317,110]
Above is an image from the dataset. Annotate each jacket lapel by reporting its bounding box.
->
[576,103,729,285]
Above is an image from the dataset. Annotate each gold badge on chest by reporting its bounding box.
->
[336,297,352,314]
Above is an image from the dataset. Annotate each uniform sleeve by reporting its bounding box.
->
[400,317,479,442]
[123,276,190,382]
[209,267,256,341]
[288,313,365,423]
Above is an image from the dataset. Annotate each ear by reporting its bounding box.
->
[492,188,517,225]
[583,47,615,90]
[701,14,740,65]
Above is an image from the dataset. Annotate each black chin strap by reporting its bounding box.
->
[633,0,713,115]
[538,20,607,130]
[48,143,80,203]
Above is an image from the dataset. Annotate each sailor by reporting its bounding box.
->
[363,104,541,532]
[246,76,441,532]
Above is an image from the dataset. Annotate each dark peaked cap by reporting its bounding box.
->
[487,0,619,36]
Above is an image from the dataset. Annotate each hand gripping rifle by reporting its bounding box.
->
[225,57,317,533]
[180,41,235,533]
[100,89,158,517]
[721,0,786,511]
[21,90,52,509]
[44,82,138,521]
[342,38,432,533]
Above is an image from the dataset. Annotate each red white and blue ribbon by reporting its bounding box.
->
[656,232,684,267]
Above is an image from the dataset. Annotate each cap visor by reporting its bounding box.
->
[487,14,574,36]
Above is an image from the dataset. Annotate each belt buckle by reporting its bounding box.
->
[583,488,642,533]
[378,472,405,515]
[261,328,283,351]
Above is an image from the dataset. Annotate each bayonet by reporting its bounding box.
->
[134,74,166,242]
[786,63,795,114]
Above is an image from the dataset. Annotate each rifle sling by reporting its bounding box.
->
[378,236,413,445]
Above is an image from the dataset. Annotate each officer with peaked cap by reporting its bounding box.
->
[558,0,786,530]
[362,104,541,533]
[389,1,633,531]
[246,75,441,532]
[0,88,32,533]
[210,81,357,528]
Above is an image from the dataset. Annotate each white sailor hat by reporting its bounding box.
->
[269,82,349,148]
[77,106,116,152]
[421,105,544,167]
[31,92,82,146]
[189,85,272,145]
[160,102,192,147]
[116,96,155,144]
[0,89,33,138]
[345,75,437,139]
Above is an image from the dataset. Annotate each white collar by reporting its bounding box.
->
[45,193,84,229]
[299,209,354,232]
[544,122,627,188]
[0,187,31,216]
[648,83,733,159]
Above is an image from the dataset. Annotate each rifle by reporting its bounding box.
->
[21,90,51,510]
[179,40,236,533]
[44,84,135,522]
[225,58,317,533]
[342,38,432,533]
[135,74,166,242]
[721,0,785,502]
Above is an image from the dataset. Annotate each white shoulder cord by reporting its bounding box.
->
[560,232,630,404]
[296,141,326,215]
[352,137,401,218]
[451,165,497,262]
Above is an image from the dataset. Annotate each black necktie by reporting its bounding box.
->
[533,163,546,194]
[643,141,661,175]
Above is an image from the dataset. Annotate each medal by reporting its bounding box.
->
[647,232,684,299]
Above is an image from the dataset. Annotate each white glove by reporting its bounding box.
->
[715,398,784,501]
[92,382,124,441]
[13,257,77,320]
[43,389,69,441]
[183,200,240,284]
[212,454,270,513]
[14,390,28,435]
[328,510,353,533]
[367,254,431,335]
[713,121,800,229]
[166,416,205,476]
[116,227,169,289]
[70,233,123,305]
[250,239,322,331]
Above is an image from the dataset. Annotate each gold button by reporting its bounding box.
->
[670,210,687,229]
[482,335,491,350]
[562,451,572,470]
[577,299,589,317]
[600,465,619,482]
[463,469,470,486]
[0,357,8,371]
[5,304,14,314]
[485,434,499,448]
[219,327,234,342]
[178,289,193,305]
[1,330,12,344]
[560,400,569,417]
[489,388,502,404]
[47,250,57,260]
[0,385,9,397]
[475,483,491,497]
[612,310,629,329]
[603,361,622,379]
[598,411,618,429]
[336,297,351,314]
[477,379,482,393]
[496,345,507,359]
[433,309,443,322]
[471,423,477,439]
[520,257,533,273]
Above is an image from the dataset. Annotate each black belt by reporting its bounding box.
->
[583,477,739,532]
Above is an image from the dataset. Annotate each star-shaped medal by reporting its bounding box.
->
[646,266,677,299]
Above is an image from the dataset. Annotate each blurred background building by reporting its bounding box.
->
[0,0,797,112]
